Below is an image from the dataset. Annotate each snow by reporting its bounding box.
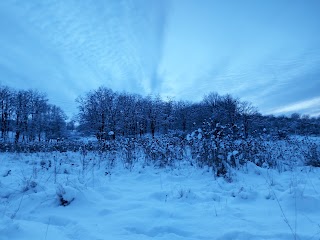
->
[1,152,320,240]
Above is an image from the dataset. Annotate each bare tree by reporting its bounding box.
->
[77,87,116,140]
[0,86,14,141]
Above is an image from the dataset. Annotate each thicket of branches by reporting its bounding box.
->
[1,85,320,145]
[0,86,67,143]
[76,87,241,139]
[77,87,320,139]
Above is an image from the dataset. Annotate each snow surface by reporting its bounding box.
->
[1,152,320,240]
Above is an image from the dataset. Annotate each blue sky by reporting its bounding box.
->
[0,0,319,117]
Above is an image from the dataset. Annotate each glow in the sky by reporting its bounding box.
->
[0,0,319,117]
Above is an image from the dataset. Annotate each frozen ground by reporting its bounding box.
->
[1,152,320,240]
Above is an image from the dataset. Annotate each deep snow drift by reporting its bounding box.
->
[1,151,320,240]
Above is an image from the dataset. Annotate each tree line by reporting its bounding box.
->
[76,87,257,140]
[77,86,320,140]
[1,85,320,144]
[0,86,66,142]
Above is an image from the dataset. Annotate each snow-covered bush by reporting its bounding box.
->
[187,120,267,178]
[21,179,37,193]
[188,119,320,177]
[304,142,320,167]
[56,184,76,206]
[141,135,185,167]
[118,138,138,169]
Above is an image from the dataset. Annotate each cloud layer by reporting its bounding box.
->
[0,0,319,117]
[0,0,168,114]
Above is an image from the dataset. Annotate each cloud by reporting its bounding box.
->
[268,97,320,116]
[1,0,320,117]
[0,0,169,115]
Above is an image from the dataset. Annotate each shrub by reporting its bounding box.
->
[305,143,320,167]
[56,185,75,207]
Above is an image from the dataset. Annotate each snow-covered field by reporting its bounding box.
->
[1,151,320,240]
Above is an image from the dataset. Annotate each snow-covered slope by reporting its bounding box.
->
[1,152,320,240]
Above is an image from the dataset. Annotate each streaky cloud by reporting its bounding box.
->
[268,97,320,116]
